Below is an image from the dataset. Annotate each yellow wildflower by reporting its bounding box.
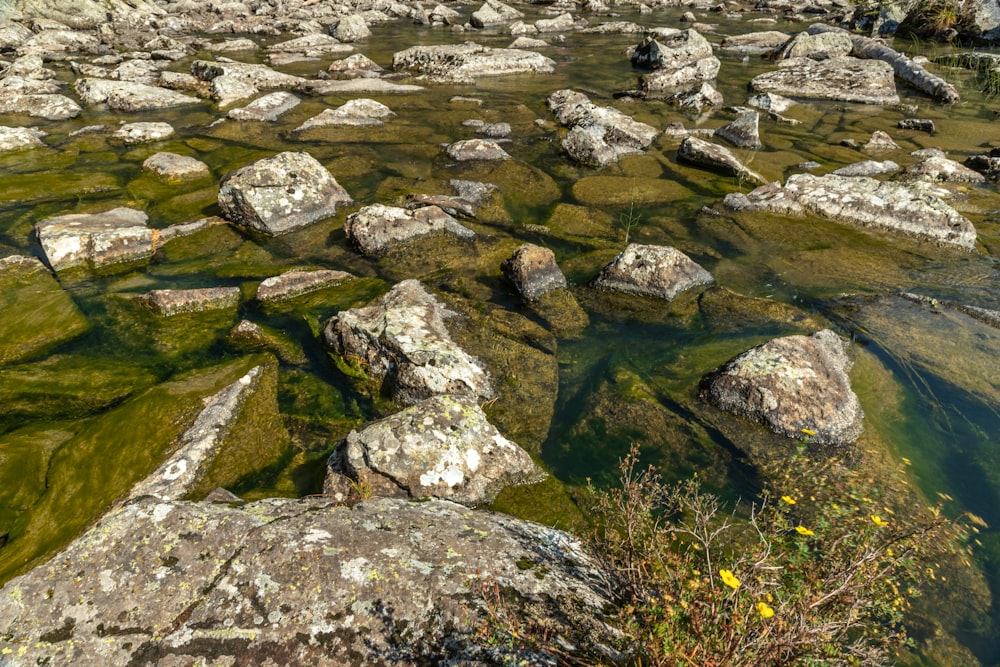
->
[719,569,740,590]
[871,515,889,527]
[795,526,814,536]
[756,601,775,618]
[800,428,816,436]
[780,495,796,505]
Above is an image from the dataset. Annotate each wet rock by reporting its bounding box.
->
[136,287,241,317]
[0,125,45,151]
[0,81,80,119]
[406,193,478,218]
[547,89,659,167]
[747,91,796,113]
[74,78,200,111]
[898,118,935,134]
[190,59,305,91]
[536,12,579,32]
[719,30,790,53]
[142,152,210,180]
[393,42,555,84]
[701,329,864,446]
[293,98,395,130]
[714,110,761,149]
[780,30,853,59]
[446,138,511,161]
[671,81,724,112]
[864,130,900,152]
[477,122,512,138]
[35,207,154,271]
[332,14,371,41]
[501,243,568,301]
[0,256,89,364]
[750,57,899,104]
[323,279,493,405]
[328,53,383,78]
[302,78,423,94]
[510,35,549,48]
[255,268,354,303]
[471,0,524,28]
[112,121,173,144]
[268,33,352,59]
[207,73,257,105]
[631,30,721,94]
[328,394,545,506]
[593,243,714,301]
[964,153,1000,180]
[345,203,475,257]
[677,136,766,185]
[218,151,353,236]
[722,173,976,249]
[831,159,899,176]
[902,155,986,183]
[227,90,300,121]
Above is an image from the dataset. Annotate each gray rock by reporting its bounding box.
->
[0,85,80,119]
[719,30,790,53]
[208,73,259,105]
[227,91,300,121]
[901,155,987,183]
[750,57,899,104]
[209,38,258,52]
[112,121,174,144]
[35,207,153,271]
[723,173,977,249]
[831,159,899,176]
[509,35,549,48]
[502,243,568,301]
[268,33,353,57]
[0,125,46,151]
[293,98,395,130]
[631,31,721,94]
[746,91,796,113]
[329,394,545,506]
[327,53,383,78]
[255,268,354,303]
[671,81,724,112]
[191,59,305,91]
[17,28,101,56]
[142,152,211,180]
[345,203,475,257]
[446,138,511,161]
[714,110,761,149]
[393,42,555,84]
[702,329,864,445]
[137,287,241,317]
[677,136,766,185]
[547,89,659,167]
[323,279,493,405]
[477,121,512,138]
[898,118,936,134]
[73,78,200,111]
[593,243,714,301]
[218,151,353,236]
[863,130,900,152]
[510,20,539,35]
[471,0,524,28]
[0,20,33,51]
[1,0,164,30]
[302,78,423,94]
[536,12,578,32]
[332,14,371,41]
[780,31,853,59]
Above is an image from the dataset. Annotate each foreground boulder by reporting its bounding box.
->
[701,329,864,446]
[218,151,353,235]
[722,173,977,249]
[344,203,475,257]
[593,243,714,301]
[324,280,493,404]
[35,207,154,271]
[547,89,659,167]
[327,394,545,506]
[749,57,899,104]
[393,42,555,83]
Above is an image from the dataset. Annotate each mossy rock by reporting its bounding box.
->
[698,286,824,333]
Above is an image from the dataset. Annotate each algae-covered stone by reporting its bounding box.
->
[34,207,153,271]
[0,256,88,364]
[255,268,354,303]
[345,203,475,257]
[136,286,241,317]
[594,243,714,301]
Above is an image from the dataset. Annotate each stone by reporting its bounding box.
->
[323,279,493,405]
[268,33,353,57]
[749,57,899,104]
[112,121,174,144]
[677,136,766,185]
[780,31,853,59]
[965,153,1000,179]
[255,268,354,303]
[0,125,45,151]
[593,243,714,301]
[327,53,383,78]
[501,243,568,301]
[901,155,986,183]
[746,91,796,113]
[510,36,548,48]
[471,0,524,28]
[332,14,371,41]
[0,89,80,120]
[536,12,578,32]
[345,203,475,257]
[714,110,761,149]
[406,193,478,218]
[477,122,511,138]
[142,152,211,180]
[293,98,395,130]
[393,42,555,84]
[547,89,659,167]
[831,159,899,176]
[446,138,511,161]
[190,59,305,91]
[227,91,300,121]
[35,207,153,271]
[73,78,200,111]
[136,287,241,317]
[208,74,258,105]
[329,394,545,506]
[631,31,721,94]
[217,151,353,236]
[864,130,900,152]
[302,78,424,94]
[898,118,936,134]
[701,329,864,446]
[671,81,724,112]
[719,30,790,53]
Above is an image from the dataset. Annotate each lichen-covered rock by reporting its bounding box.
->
[831,159,899,177]
[446,138,511,161]
[631,31,721,94]
[35,207,154,271]
[268,33,353,58]
[112,121,174,144]
[720,30,790,53]
[0,125,45,151]
[547,89,659,167]
[255,268,354,303]
[677,136,765,185]
[332,14,371,41]
[217,151,353,235]
[780,31,853,59]
[227,91,300,121]
[323,279,493,405]
[902,155,986,183]
[136,287,241,317]
[593,243,714,301]
[329,394,545,506]
[142,152,211,180]
[714,110,761,149]
[863,130,899,152]
[0,90,80,120]
[293,98,395,130]
[327,53,384,78]
[345,203,475,257]
[393,42,555,84]
[501,243,568,301]
[190,59,306,91]
[74,78,200,111]
[701,329,864,445]
[749,57,899,104]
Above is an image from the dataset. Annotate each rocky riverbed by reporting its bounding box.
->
[1,0,1000,663]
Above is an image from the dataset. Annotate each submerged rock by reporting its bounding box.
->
[323,279,493,405]
[136,287,241,317]
[35,207,154,271]
[345,203,475,257]
[393,42,555,84]
[218,151,353,235]
[142,152,211,180]
[547,89,659,167]
[328,394,545,506]
[501,243,568,301]
[677,136,765,185]
[226,90,300,121]
[446,138,511,161]
[750,57,899,104]
[593,243,714,301]
[255,268,354,303]
[701,329,864,446]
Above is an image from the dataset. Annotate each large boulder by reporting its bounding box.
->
[593,243,714,301]
[344,203,475,257]
[34,207,154,271]
[547,89,659,167]
[327,394,545,506]
[749,57,899,104]
[217,151,353,235]
[701,330,864,446]
[323,279,493,405]
[73,78,200,111]
[393,42,555,83]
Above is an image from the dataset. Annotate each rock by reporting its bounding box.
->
[746,91,796,113]
[593,243,714,301]
[332,14,371,41]
[208,74,257,105]
[701,329,864,446]
[723,173,977,249]
[831,159,899,176]
[901,155,986,183]
[898,118,936,134]
[0,125,45,151]
[329,394,545,506]
[142,152,211,180]
[471,0,524,28]
[446,138,511,161]
[671,81,724,112]
[293,98,395,130]
[112,121,174,144]
[0,256,89,364]
[750,57,899,104]
[268,33,353,57]
[227,91,300,121]
[323,279,493,405]
[964,153,1000,179]
[73,78,200,111]
[406,193,478,218]
[190,59,305,91]
[345,203,475,257]
[255,268,354,303]
[218,151,353,236]
[714,110,761,149]
[719,30,790,53]
[536,12,578,32]
[393,42,555,84]
[209,38,258,52]
[328,53,383,78]
[136,287,241,317]
[0,89,80,120]
[547,89,659,166]
[501,243,568,301]
[35,207,154,271]
[477,122,511,138]
[509,35,549,48]
[677,136,766,185]
[0,20,33,50]
[863,130,899,152]
[631,31,721,94]
[302,78,423,94]
[1,0,164,30]
[780,30,853,59]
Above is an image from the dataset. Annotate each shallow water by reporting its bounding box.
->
[1,7,1000,663]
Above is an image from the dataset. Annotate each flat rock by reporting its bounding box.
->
[328,394,545,506]
[35,207,154,271]
[750,57,899,104]
[112,121,174,144]
[302,78,423,94]
[501,243,568,301]
[207,74,257,106]
[323,279,493,405]
[902,155,986,183]
[780,31,853,59]
[720,30,790,53]
[267,33,353,57]
[293,98,395,130]
[255,268,353,302]
[747,91,796,113]
[74,78,200,111]
[701,329,864,445]
[0,125,46,151]
[327,53,383,78]
[142,152,211,180]
[446,138,511,161]
[345,203,475,257]
[218,151,353,235]
[227,91,300,121]
[137,287,241,317]
[393,42,555,84]
[191,60,305,91]
[831,159,899,177]
[547,89,659,167]
[593,243,714,301]
[677,136,766,185]
[0,91,80,120]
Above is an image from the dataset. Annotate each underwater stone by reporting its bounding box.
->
[35,207,153,271]
[255,268,354,303]
[227,90,300,121]
[501,243,568,301]
[344,203,475,257]
[593,243,714,301]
